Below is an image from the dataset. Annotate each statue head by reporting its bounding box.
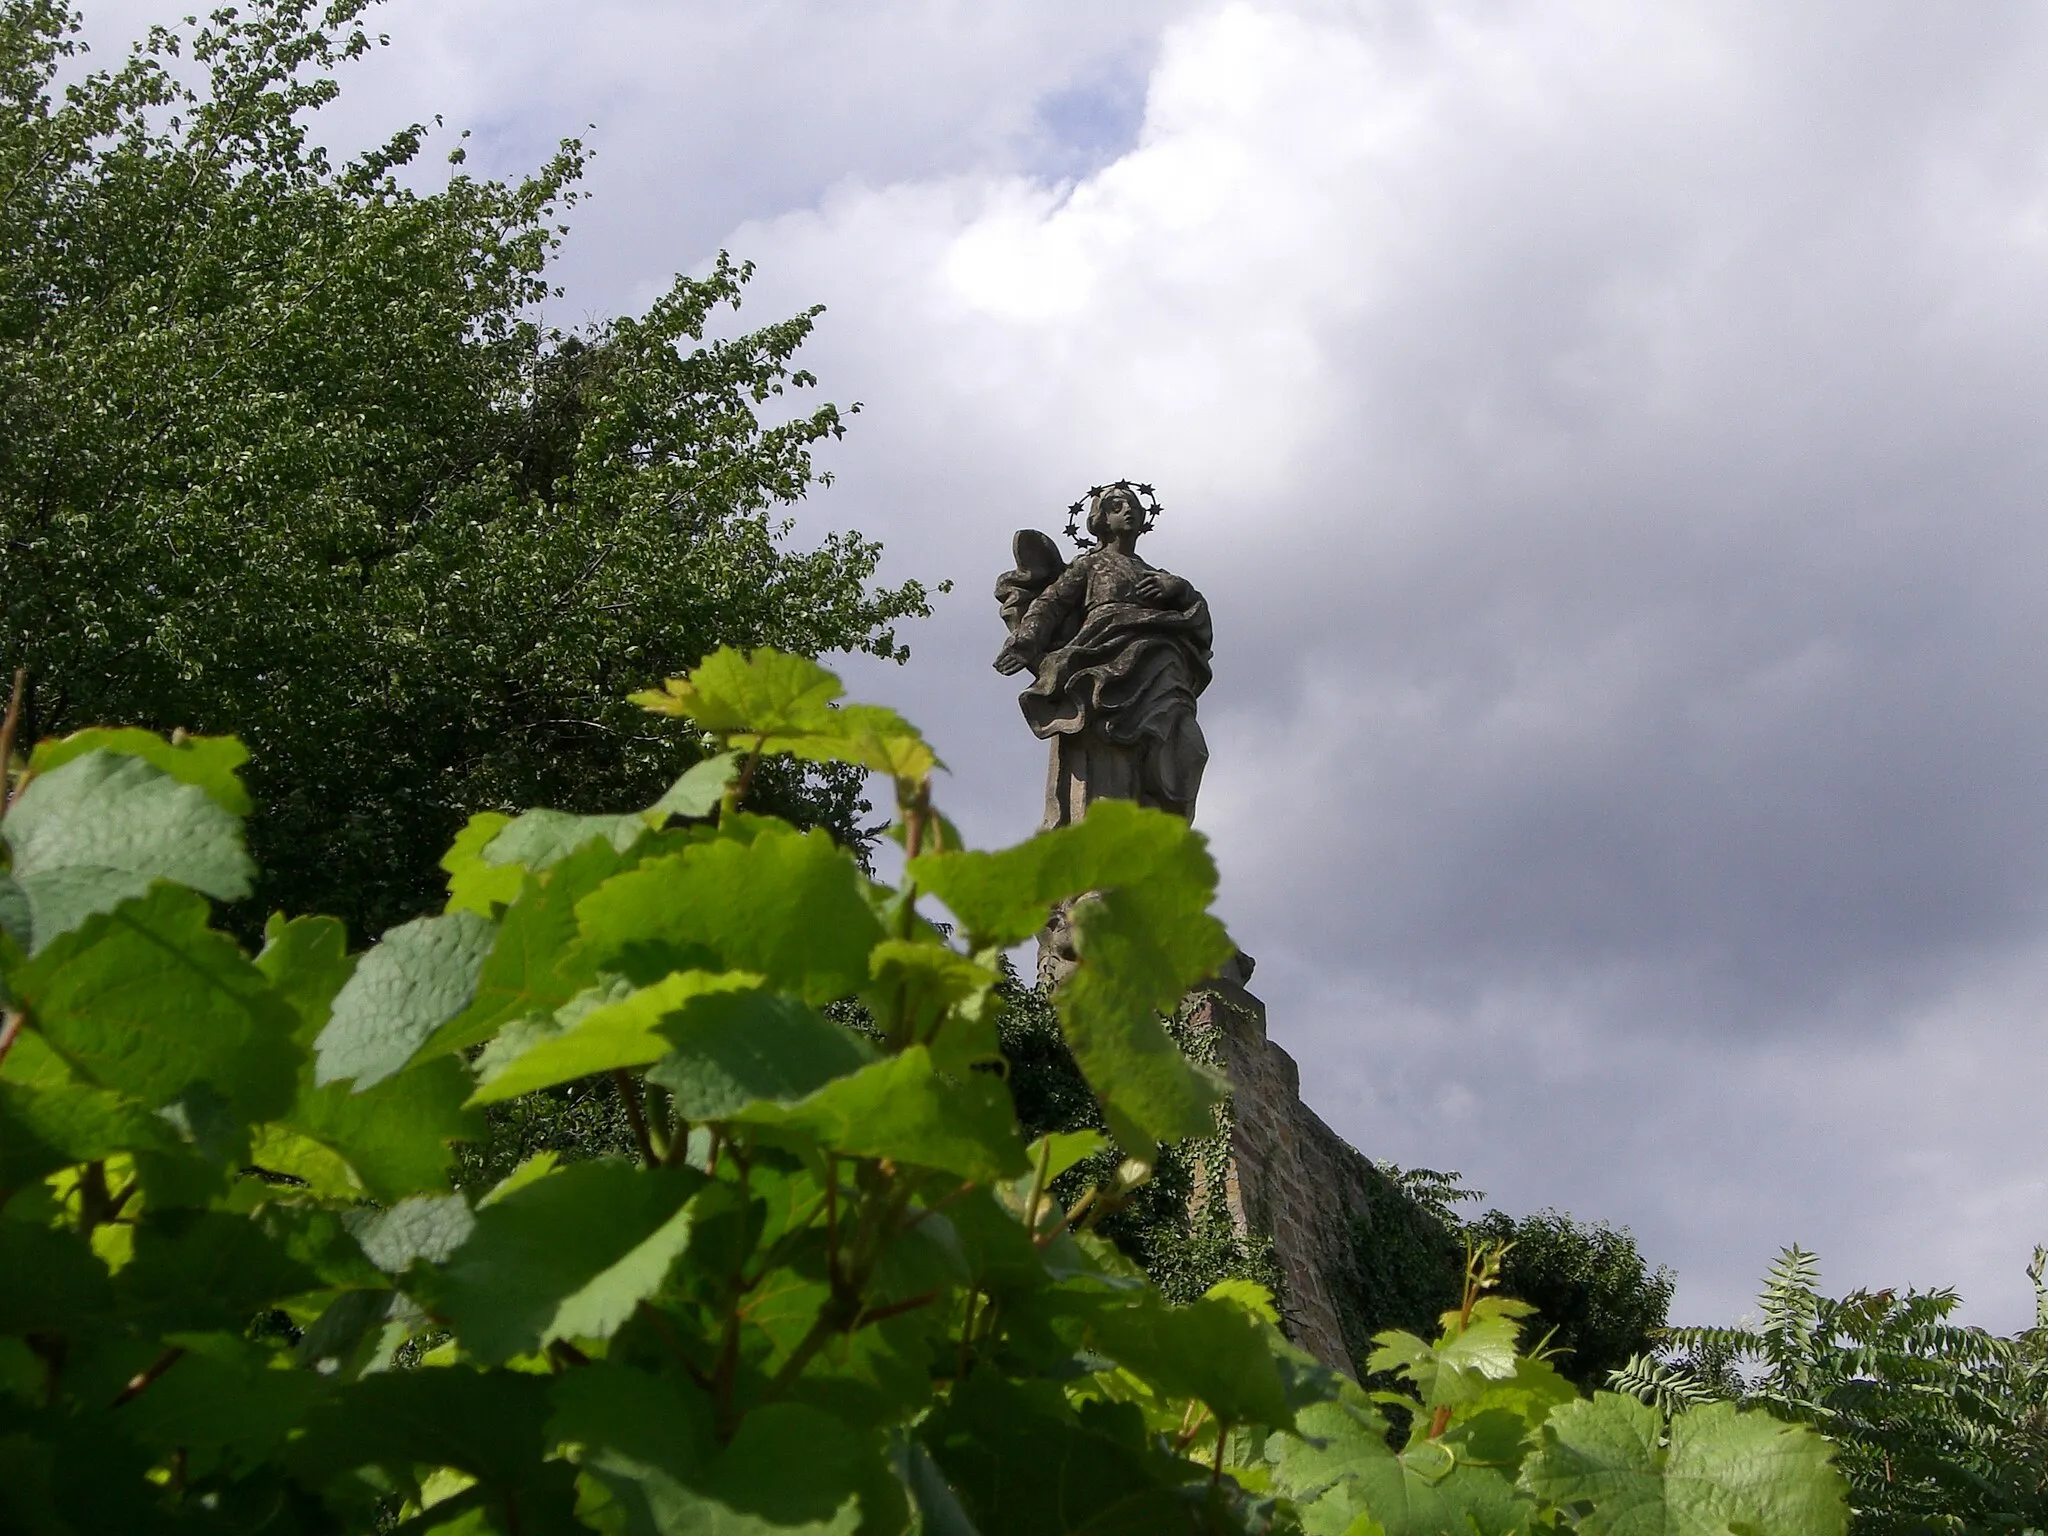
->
[1066,480,1161,547]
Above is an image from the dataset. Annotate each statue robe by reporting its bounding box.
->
[998,544,1212,828]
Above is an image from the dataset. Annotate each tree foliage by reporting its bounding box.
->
[1618,1245,2048,1534]
[0,0,933,940]
[1333,1163,1674,1394]
[0,646,1845,1533]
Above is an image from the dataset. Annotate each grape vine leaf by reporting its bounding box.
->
[115,1209,321,1334]
[1520,1394,1848,1536]
[1269,1401,1531,1536]
[0,1078,180,1187]
[643,985,872,1120]
[256,914,355,1045]
[254,914,477,1197]
[631,647,843,735]
[734,1045,1028,1182]
[908,800,1232,1155]
[4,751,254,951]
[354,1193,478,1274]
[576,828,883,1006]
[482,808,652,872]
[0,1219,114,1333]
[282,1056,481,1200]
[314,909,496,1089]
[633,649,936,782]
[290,1366,576,1527]
[471,970,791,1106]
[114,1335,326,1476]
[14,885,299,1122]
[28,728,253,814]
[1088,1294,1297,1430]
[647,752,740,819]
[443,811,522,915]
[419,1160,705,1364]
[426,837,632,1059]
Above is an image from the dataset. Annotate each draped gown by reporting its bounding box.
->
[996,541,1212,830]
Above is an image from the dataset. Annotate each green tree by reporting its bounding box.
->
[0,0,933,942]
[1472,1207,1675,1393]
[1331,1166,1672,1391]
[1623,1246,2048,1534]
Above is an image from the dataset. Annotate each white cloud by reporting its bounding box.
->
[82,0,2048,1329]
[725,0,2048,1329]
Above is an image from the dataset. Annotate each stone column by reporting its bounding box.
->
[1180,978,1382,1376]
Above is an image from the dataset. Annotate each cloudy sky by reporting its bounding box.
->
[91,0,2048,1330]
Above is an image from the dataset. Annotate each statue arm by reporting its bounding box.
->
[995,558,1087,674]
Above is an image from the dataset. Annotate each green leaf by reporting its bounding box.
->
[1269,1401,1530,1536]
[550,1360,713,1483]
[29,728,253,814]
[1520,1395,1848,1536]
[565,1392,875,1536]
[1089,1294,1297,1429]
[281,1055,482,1200]
[314,910,495,1089]
[472,971,781,1107]
[291,1366,575,1525]
[4,751,254,951]
[1369,1302,1529,1410]
[862,940,1000,1054]
[484,809,653,871]
[115,1334,326,1474]
[1454,1355,1579,1445]
[427,837,630,1059]
[648,753,742,820]
[632,648,843,735]
[0,1078,181,1187]
[422,1160,705,1365]
[902,798,1189,948]
[910,801,1232,1153]
[643,985,872,1120]
[116,1209,322,1333]
[922,1373,1183,1535]
[735,1045,1028,1183]
[634,651,937,784]
[0,1219,114,1334]
[354,1193,478,1273]
[257,914,356,1046]
[443,811,523,916]
[0,876,29,952]
[12,885,299,1122]
[576,828,884,1006]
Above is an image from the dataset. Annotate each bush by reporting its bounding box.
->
[0,647,1847,1533]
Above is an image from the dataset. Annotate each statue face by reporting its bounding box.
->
[1099,489,1140,536]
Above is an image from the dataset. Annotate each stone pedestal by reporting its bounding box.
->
[1181,980,1381,1375]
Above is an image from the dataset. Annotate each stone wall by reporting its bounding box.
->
[1181,978,1387,1375]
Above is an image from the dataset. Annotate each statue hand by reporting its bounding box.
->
[994,643,1031,676]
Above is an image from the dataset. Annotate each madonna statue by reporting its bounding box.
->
[994,481,1213,831]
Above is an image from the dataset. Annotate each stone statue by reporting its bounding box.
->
[994,481,1213,831]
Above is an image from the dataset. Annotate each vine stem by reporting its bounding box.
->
[0,666,23,812]
[0,1010,24,1071]
[1023,1137,1054,1238]
[111,1346,186,1407]
[612,1070,656,1167]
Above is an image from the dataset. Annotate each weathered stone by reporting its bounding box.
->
[994,482,1212,833]
[1181,979,1381,1374]
[995,485,1390,1373]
